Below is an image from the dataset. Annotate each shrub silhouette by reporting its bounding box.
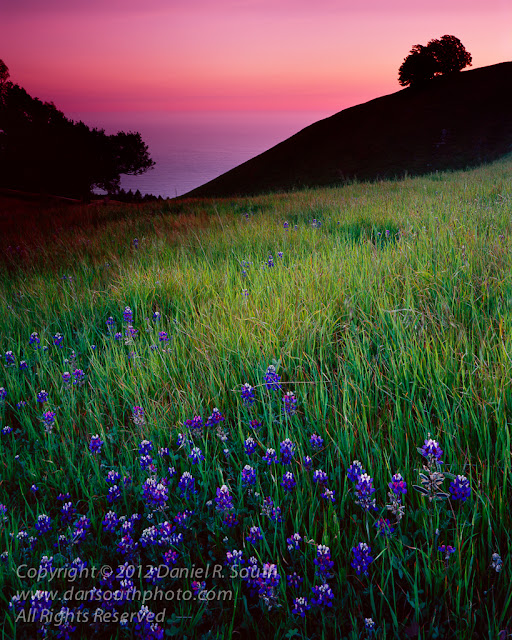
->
[0,59,154,200]
[398,35,472,88]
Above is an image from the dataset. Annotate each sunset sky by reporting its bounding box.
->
[2,0,511,114]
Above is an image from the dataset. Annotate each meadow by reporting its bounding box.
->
[1,158,512,639]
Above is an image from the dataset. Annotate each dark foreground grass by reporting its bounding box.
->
[1,159,512,639]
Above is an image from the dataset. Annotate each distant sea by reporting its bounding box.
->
[68,110,330,198]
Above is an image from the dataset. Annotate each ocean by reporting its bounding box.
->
[67,110,331,198]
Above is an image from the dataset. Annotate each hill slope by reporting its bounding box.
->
[184,62,512,198]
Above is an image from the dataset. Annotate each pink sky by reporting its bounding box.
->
[2,0,511,113]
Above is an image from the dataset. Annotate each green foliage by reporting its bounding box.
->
[1,159,512,638]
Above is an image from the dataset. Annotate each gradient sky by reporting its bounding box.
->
[2,0,511,113]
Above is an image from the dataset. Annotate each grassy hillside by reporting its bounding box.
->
[1,159,512,638]
[185,62,512,198]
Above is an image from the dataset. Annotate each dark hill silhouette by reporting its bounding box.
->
[183,62,512,198]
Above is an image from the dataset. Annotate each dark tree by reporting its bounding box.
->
[0,59,155,199]
[398,45,438,88]
[427,35,472,74]
[398,36,472,88]
[0,59,9,85]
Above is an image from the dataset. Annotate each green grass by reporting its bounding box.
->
[1,158,512,639]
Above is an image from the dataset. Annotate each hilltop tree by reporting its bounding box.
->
[398,36,472,88]
[427,35,472,74]
[398,44,438,88]
[0,59,154,199]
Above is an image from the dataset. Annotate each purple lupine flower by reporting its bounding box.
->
[107,485,122,503]
[125,325,138,339]
[158,331,169,343]
[244,437,257,456]
[89,435,104,454]
[226,549,244,568]
[35,514,52,535]
[139,439,153,456]
[117,534,139,557]
[374,518,395,537]
[29,590,53,621]
[153,311,161,322]
[287,572,303,589]
[106,470,121,484]
[365,618,376,631]
[53,333,63,348]
[215,485,234,512]
[241,465,256,486]
[42,411,56,432]
[133,238,139,249]
[261,497,282,522]
[287,532,302,551]
[277,251,283,258]
[206,407,225,427]
[184,415,203,434]
[292,596,310,617]
[142,478,169,507]
[247,526,263,544]
[9,594,25,614]
[5,351,15,366]
[19,361,28,370]
[123,306,133,322]
[189,447,205,464]
[262,448,278,465]
[241,383,256,406]
[283,221,289,229]
[420,438,443,463]
[313,469,329,485]
[60,502,76,525]
[102,511,119,532]
[281,471,297,492]
[223,512,239,527]
[132,407,146,426]
[114,332,122,341]
[491,553,503,573]
[73,368,85,385]
[264,365,281,391]
[311,583,334,608]
[347,460,365,482]
[29,332,40,348]
[267,254,274,268]
[280,439,295,464]
[389,473,407,495]
[355,474,377,512]
[303,455,313,469]
[351,542,373,575]
[310,434,324,449]
[258,563,281,603]
[282,391,297,416]
[314,545,335,580]
[62,371,72,385]
[140,454,154,471]
[249,418,262,430]
[438,544,456,560]
[106,316,116,328]
[449,475,471,502]
[321,487,336,503]
[178,472,197,498]
[2,426,12,435]
[174,510,194,528]
[37,389,49,403]
[163,550,179,566]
